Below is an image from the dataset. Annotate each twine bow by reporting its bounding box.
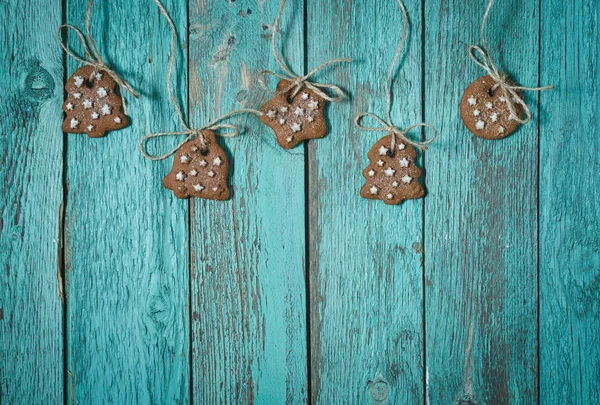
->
[142,0,262,161]
[258,0,352,102]
[355,0,438,151]
[469,0,553,124]
[56,0,139,114]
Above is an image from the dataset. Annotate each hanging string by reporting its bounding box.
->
[257,0,352,102]
[354,0,438,151]
[468,0,553,124]
[141,0,263,161]
[56,0,139,114]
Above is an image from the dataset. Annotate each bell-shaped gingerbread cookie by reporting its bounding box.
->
[360,136,424,205]
[62,66,129,138]
[260,79,327,149]
[460,75,524,140]
[163,130,231,200]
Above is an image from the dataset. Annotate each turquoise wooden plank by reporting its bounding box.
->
[308,0,425,403]
[539,0,600,403]
[64,0,189,402]
[424,0,539,403]
[0,0,64,402]
[188,0,307,403]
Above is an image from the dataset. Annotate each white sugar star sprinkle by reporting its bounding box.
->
[468,96,476,105]
[176,171,185,181]
[101,104,111,115]
[189,169,198,176]
[368,170,375,177]
[212,187,218,192]
[307,100,319,110]
[95,72,103,81]
[199,160,207,167]
[490,113,498,122]
[280,106,288,113]
[114,116,122,124]
[180,155,189,163]
[279,118,286,125]
[301,92,309,100]
[369,185,378,195]
[208,170,215,177]
[378,145,389,155]
[291,123,302,132]
[213,157,222,166]
[66,103,74,111]
[473,109,481,116]
[377,160,384,167]
[384,167,395,177]
[286,136,293,143]
[399,158,409,167]
[402,175,412,184]
[86,125,93,131]
[476,120,485,130]
[191,146,198,152]
[387,194,393,199]
[70,118,79,128]
[73,92,81,99]
[74,76,84,88]
[498,126,505,133]
[266,110,276,119]
[295,107,304,116]
[193,184,204,191]
[96,87,107,98]
[499,96,507,102]
[83,99,93,109]
[307,116,314,123]
[91,112,99,119]
[398,143,405,150]
[486,102,493,109]
[392,181,399,187]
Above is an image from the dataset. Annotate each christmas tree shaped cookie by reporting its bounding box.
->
[260,79,327,149]
[163,130,231,200]
[360,136,424,205]
[62,66,129,138]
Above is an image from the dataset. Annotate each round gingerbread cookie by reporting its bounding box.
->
[460,75,523,140]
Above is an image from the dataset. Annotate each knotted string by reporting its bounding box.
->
[354,0,438,151]
[141,0,262,161]
[468,0,553,124]
[257,0,352,102]
[56,0,139,114]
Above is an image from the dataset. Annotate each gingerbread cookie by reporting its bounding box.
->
[360,136,424,205]
[460,75,524,140]
[260,79,327,149]
[62,66,129,138]
[163,130,230,200]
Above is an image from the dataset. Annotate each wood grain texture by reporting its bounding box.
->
[188,0,308,403]
[0,0,64,402]
[308,0,425,403]
[64,0,190,402]
[424,0,540,403]
[539,0,600,403]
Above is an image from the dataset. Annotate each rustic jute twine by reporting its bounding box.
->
[140,0,263,161]
[56,0,139,114]
[257,0,352,102]
[469,0,553,124]
[355,0,438,151]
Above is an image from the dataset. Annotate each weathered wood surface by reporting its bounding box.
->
[0,0,65,402]
[188,0,307,403]
[308,0,425,403]
[1,0,599,404]
[424,0,539,403]
[539,0,600,403]
[64,0,189,402]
